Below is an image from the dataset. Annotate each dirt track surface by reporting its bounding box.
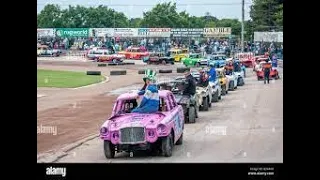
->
[38,62,283,163]
[37,58,183,153]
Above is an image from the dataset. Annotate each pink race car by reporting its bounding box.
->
[100,90,184,158]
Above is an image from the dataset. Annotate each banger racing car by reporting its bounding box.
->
[157,78,199,123]
[37,45,61,57]
[182,53,206,67]
[143,52,175,65]
[118,47,149,60]
[256,61,280,80]
[97,50,125,63]
[100,90,184,158]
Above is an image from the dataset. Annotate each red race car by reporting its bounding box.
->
[118,47,149,60]
[256,62,280,81]
[236,52,254,67]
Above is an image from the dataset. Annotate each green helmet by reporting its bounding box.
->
[143,69,157,82]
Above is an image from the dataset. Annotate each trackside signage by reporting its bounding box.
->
[203,27,232,37]
[137,28,171,37]
[171,28,203,37]
[55,28,89,37]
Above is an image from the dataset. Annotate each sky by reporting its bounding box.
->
[37,0,253,20]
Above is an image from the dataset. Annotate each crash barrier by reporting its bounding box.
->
[278,59,283,68]
[98,62,135,67]
[177,67,190,73]
[86,71,101,75]
[110,70,127,76]
[138,69,146,74]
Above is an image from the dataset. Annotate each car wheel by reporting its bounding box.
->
[221,85,226,95]
[103,141,115,159]
[202,96,209,111]
[208,96,212,107]
[162,133,173,157]
[237,77,243,86]
[188,106,196,123]
[175,133,183,145]
[212,91,219,102]
[229,80,235,91]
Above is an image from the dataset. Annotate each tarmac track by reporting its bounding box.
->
[45,67,283,163]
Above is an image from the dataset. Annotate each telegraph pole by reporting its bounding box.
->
[241,0,245,52]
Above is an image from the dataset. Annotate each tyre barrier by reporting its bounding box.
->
[124,62,135,65]
[97,63,107,67]
[177,67,190,73]
[138,69,146,74]
[159,69,173,74]
[110,70,127,76]
[86,71,101,75]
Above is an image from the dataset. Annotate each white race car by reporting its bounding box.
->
[209,80,222,102]
[225,71,238,91]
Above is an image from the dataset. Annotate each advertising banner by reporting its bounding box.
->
[203,27,232,37]
[92,28,114,37]
[254,32,283,42]
[137,28,171,37]
[114,28,138,37]
[55,28,89,37]
[37,28,55,37]
[171,28,203,37]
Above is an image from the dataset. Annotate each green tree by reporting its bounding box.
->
[250,0,283,31]
[37,4,64,28]
[140,2,181,28]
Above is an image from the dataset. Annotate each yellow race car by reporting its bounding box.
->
[170,48,189,62]
[216,68,229,95]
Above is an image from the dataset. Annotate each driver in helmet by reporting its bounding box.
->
[132,69,159,113]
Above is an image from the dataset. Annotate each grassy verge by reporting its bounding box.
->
[37,69,105,88]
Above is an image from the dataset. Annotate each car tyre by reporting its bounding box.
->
[202,97,209,111]
[162,133,173,157]
[212,91,219,102]
[188,106,196,123]
[104,141,115,159]
[229,80,235,91]
[176,133,183,145]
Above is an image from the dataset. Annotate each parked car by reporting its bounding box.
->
[169,48,189,62]
[100,90,184,158]
[256,62,280,80]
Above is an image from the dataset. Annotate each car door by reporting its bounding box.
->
[168,94,183,142]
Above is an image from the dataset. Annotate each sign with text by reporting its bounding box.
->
[203,27,232,37]
[137,28,171,37]
[92,28,114,37]
[171,28,203,37]
[254,32,283,42]
[114,28,138,37]
[55,28,89,37]
[37,29,55,37]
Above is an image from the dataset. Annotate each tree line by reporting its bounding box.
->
[37,0,283,40]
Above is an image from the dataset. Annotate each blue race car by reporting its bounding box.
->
[207,54,227,68]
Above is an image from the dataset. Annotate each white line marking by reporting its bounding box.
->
[37,94,46,98]
[72,75,109,90]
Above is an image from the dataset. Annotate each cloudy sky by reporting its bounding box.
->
[37,0,253,20]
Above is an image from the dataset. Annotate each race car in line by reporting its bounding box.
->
[118,47,149,60]
[97,51,125,63]
[143,52,175,65]
[182,53,206,67]
[100,90,184,158]
[256,61,280,80]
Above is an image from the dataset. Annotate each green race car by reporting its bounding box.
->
[182,53,205,67]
